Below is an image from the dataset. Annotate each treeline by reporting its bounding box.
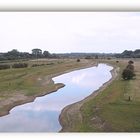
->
[115,49,140,58]
[57,52,115,59]
[1,48,140,61]
[0,49,58,61]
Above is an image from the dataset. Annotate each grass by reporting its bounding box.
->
[0,59,92,98]
[1,58,140,132]
[75,58,140,132]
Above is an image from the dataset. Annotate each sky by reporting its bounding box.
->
[0,12,140,53]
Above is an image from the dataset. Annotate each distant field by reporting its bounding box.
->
[75,58,140,132]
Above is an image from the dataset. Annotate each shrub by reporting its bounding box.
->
[122,68,135,80]
[12,63,28,68]
[122,60,135,80]
[32,64,39,67]
[32,63,46,67]
[46,63,54,65]
[126,64,134,71]
[128,60,134,64]
[77,59,80,62]
[0,64,10,70]
[107,57,111,60]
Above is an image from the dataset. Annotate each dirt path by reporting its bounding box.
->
[59,65,120,132]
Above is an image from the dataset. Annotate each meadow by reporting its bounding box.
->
[0,58,140,132]
[0,58,94,116]
[70,58,140,132]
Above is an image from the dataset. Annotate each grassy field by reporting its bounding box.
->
[0,58,95,116]
[1,58,140,132]
[0,59,87,96]
[74,58,140,132]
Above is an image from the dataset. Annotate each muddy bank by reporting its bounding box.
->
[59,65,120,132]
[0,80,65,117]
[0,61,96,117]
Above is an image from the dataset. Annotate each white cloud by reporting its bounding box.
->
[72,73,87,84]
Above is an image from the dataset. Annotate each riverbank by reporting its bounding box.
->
[0,59,96,117]
[0,81,65,117]
[59,59,140,132]
[59,64,120,132]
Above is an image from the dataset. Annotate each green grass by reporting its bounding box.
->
[75,59,140,132]
[0,59,92,98]
[2,58,140,132]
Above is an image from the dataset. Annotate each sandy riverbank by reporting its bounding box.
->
[0,61,96,117]
[0,80,65,117]
[59,65,120,132]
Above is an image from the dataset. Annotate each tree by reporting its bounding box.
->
[122,60,135,80]
[121,50,133,58]
[43,51,51,58]
[122,68,135,80]
[4,49,20,60]
[32,49,42,58]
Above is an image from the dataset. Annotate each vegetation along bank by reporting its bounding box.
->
[60,59,140,132]
[0,59,96,117]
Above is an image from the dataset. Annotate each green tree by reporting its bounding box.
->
[43,51,51,58]
[32,48,42,58]
[122,60,135,80]
[4,49,20,60]
[122,68,134,80]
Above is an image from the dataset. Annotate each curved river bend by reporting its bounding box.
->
[0,64,113,132]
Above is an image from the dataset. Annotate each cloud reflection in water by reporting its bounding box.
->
[0,64,113,132]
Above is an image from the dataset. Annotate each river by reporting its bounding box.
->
[0,64,113,132]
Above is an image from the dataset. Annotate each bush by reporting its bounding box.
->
[122,68,135,80]
[126,64,134,71]
[32,63,46,67]
[46,63,54,65]
[77,59,80,62]
[32,64,39,67]
[128,60,134,64]
[122,60,135,80]
[0,64,10,70]
[12,63,28,68]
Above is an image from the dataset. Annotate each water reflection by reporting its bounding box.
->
[0,64,113,132]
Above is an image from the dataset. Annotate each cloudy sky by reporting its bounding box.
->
[0,12,140,53]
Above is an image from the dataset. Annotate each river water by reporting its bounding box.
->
[0,64,113,132]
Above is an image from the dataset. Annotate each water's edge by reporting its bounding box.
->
[59,65,119,132]
[0,62,97,117]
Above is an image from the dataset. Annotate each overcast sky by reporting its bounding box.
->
[0,12,140,53]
